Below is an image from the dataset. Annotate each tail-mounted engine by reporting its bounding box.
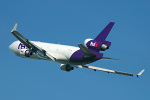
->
[84,39,111,51]
[20,49,33,57]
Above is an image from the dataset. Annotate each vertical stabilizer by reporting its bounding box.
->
[94,22,115,41]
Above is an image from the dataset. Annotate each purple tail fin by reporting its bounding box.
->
[84,22,115,51]
[94,22,115,41]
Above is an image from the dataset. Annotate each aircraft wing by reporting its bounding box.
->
[11,23,56,61]
[82,65,144,77]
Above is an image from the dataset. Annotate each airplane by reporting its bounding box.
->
[9,22,144,77]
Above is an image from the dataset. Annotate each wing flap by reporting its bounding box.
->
[82,65,144,77]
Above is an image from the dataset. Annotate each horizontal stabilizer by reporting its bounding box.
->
[102,57,125,61]
[78,44,96,58]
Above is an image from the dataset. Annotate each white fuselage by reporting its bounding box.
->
[9,41,80,64]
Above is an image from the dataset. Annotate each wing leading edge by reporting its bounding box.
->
[11,23,56,61]
[82,65,144,77]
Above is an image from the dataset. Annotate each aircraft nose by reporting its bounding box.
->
[9,41,19,54]
[9,42,15,52]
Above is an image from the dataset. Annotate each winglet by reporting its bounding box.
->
[11,23,18,32]
[137,69,145,77]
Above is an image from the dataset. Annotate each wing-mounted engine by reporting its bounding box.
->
[60,64,74,72]
[84,39,111,51]
[20,49,33,57]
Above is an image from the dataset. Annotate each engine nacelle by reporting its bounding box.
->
[84,39,111,51]
[20,49,33,57]
[60,64,74,72]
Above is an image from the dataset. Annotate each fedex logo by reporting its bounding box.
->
[90,42,98,47]
[18,43,28,49]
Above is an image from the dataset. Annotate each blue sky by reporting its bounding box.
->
[1,0,150,100]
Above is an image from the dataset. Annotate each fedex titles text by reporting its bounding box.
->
[18,43,28,49]
[90,42,98,47]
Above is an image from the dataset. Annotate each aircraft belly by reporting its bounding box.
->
[10,41,95,64]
